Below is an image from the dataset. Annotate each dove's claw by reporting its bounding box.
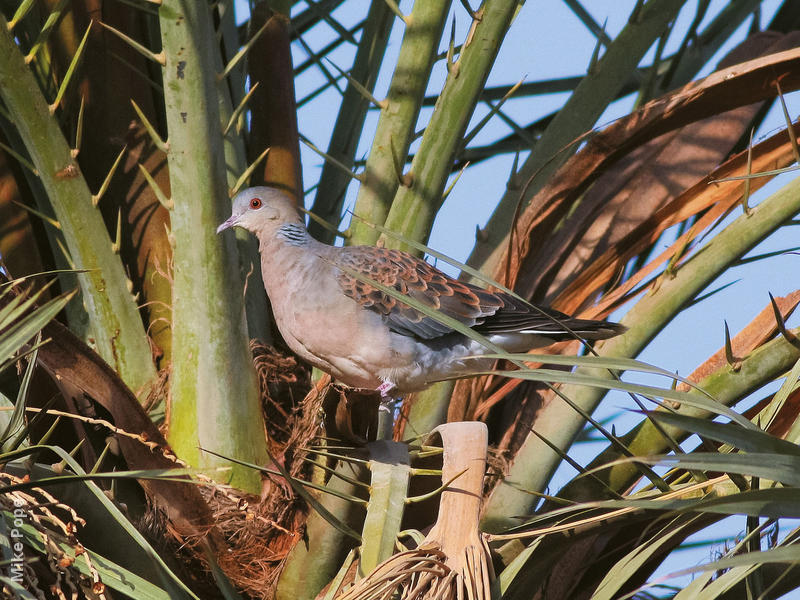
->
[377,381,396,397]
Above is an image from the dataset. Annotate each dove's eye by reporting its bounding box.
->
[250,197,263,209]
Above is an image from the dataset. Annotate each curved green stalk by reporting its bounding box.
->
[158,0,267,493]
[359,441,411,575]
[348,0,452,246]
[307,0,395,243]
[482,173,800,532]
[0,117,90,341]
[0,15,156,395]
[402,381,455,440]
[561,327,800,504]
[380,0,522,251]
[465,0,685,279]
[277,459,367,600]
[216,4,272,343]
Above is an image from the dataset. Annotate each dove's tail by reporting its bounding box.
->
[516,318,627,341]
[474,293,627,343]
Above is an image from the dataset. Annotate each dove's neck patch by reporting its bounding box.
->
[277,223,309,246]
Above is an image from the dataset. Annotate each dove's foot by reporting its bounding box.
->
[377,380,396,398]
[377,381,401,420]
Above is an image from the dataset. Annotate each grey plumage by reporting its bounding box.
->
[217,186,625,395]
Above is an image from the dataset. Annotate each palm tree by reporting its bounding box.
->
[1,1,800,598]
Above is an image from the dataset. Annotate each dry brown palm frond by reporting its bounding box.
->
[455,38,800,440]
[515,32,800,305]
[501,41,800,295]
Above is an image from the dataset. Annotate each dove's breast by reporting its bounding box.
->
[257,240,422,389]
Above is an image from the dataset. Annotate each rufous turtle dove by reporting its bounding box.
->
[217,187,625,396]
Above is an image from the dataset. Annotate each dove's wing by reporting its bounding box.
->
[332,246,624,341]
[333,246,503,339]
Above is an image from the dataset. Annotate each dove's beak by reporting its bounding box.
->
[216,215,238,234]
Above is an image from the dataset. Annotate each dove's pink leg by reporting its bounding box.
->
[377,381,396,398]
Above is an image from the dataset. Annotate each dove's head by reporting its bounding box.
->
[217,186,303,235]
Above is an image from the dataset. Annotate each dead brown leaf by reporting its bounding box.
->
[517,32,800,306]
[499,43,800,302]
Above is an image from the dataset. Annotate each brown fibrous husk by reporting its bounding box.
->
[190,341,320,598]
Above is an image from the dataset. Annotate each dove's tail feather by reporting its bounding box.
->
[514,320,627,340]
[481,321,625,354]
[473,292,626,342]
